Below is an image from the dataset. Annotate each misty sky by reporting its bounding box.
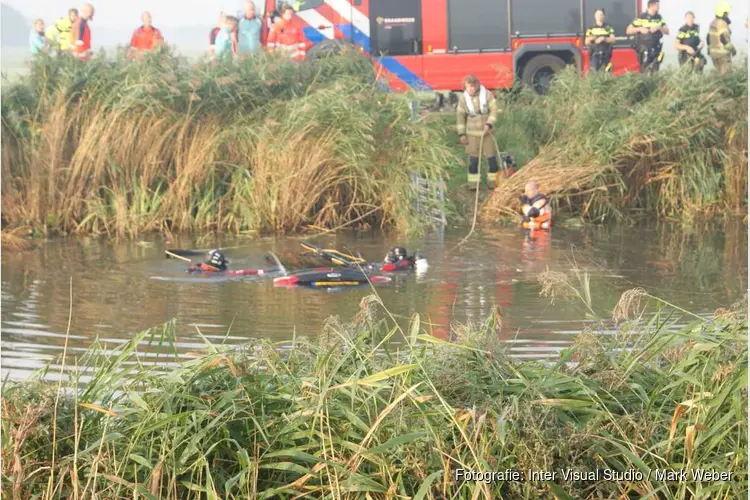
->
[5,0,748,47]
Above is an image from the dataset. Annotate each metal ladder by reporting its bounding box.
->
[411,172,447,227]
[408,99,447,227]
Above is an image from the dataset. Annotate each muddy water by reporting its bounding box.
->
[1,222,746,380]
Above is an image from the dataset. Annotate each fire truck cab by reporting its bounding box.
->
[260,0,642,93]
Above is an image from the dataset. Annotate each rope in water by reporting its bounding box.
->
[452,132,485,251]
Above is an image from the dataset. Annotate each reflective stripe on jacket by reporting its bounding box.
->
[267,19,306,60]
[632,13,666,50]
[456,87,497,137]
[708,18,732,55]
[45,17,73,50]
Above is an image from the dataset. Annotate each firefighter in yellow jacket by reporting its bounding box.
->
[45,8,79,52]
[456,74,500,190]
[708,2,736,75]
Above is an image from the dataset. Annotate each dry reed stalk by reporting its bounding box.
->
[1,228,34,251]
[8,401,47,500]
[482,151,607,221]
[536,270,575,303]
[244,125,381,232]
[612,288,649,324]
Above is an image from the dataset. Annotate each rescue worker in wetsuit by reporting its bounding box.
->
[46,8,78,52]
[185,249,277,276]
[626,0,669,74]
[708,2,736,75]
[585,9,616,73]
[675,11,707,72]
[382,247,428,272]
[456,74,500,190]
[520,181,552,229]
[188,249,229,273]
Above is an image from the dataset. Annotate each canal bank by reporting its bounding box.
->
[2,290,746,499]
[1,54,747,240]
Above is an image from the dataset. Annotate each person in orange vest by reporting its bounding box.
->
[520,181,552,230]
[72,3,95,60]
[267,4,306,61]
[127,11,164,60]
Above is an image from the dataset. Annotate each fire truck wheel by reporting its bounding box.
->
[521,54,566,94]
[306,40,353,60]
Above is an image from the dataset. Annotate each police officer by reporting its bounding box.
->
[585,9,616,73]
[708,2,736,75]
[626,0,670,74]
[675,11,707,72]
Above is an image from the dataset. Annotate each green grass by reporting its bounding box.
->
[3,276,747,499]
[1,48,456,237]
[2,47,747,239]
[483,65,748,222]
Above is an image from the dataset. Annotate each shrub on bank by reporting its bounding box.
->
[1,50,454,236]
[484,65,748,221]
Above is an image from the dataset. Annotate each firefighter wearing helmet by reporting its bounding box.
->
[708,2,736,75]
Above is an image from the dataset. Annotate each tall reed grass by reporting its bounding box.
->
[483,66,748,222]
[1,49,454,237]
[3,284,746,499]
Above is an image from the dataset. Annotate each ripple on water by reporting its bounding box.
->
[1,223,746,380]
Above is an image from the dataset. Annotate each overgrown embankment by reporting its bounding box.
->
[3,285,747,499]
[1,50,453,237]
[483,67,748,221]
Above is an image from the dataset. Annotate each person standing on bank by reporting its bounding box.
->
[30,19,49,55]
[626,0,669,74]
[708,2,736,75]
[71,3,95,60]
[585,9,616,73]
[127,11,164,60]
[456,74,500,191]
[237,1,262,57]
[675,11,706,72]
[45,8,78,52]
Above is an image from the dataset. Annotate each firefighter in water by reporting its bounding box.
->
[456,74,500,190]
[675,11,707,72]
[585,8,616,73]
[267,4,307,61]
[708,2,737,75]
[626,0,669,74]
[520,181,551,230]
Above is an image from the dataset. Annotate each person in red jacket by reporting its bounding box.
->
[72,2,95,60]
[127,11,164,59]
[267,4,306,61]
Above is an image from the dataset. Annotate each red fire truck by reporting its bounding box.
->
[258,0,642,93]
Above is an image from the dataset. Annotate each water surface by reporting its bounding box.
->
[2,222,746,380]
